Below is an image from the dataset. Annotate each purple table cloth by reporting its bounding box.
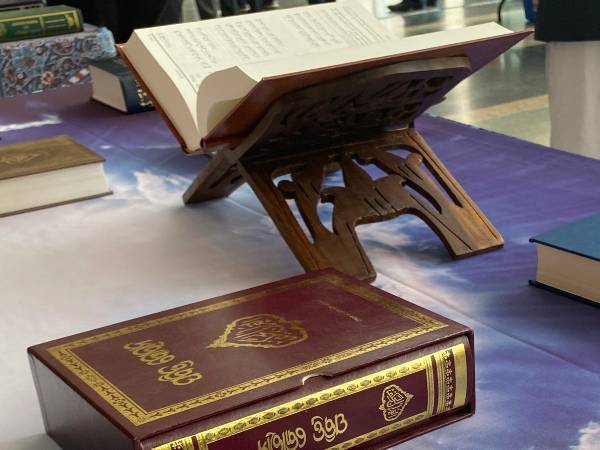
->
[0,85,598,450]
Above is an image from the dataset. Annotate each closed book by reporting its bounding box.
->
[0,4,82,43]
[0,0,46,12]
[0,135,111,217]
[29,270,475,450]
[90,57,154,114]
[0,24,116,97]
[530,214,600,306]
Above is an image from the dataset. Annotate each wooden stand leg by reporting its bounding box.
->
[235,128,503,282]
[237,158,331,273]
[183,152,245,204]
[399,128,504,256]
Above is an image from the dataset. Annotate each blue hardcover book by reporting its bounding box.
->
[89,57,154,114]
[530,213,600,306]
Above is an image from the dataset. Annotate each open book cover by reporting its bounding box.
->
[118,2,530,153]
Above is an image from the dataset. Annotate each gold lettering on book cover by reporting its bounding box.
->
[155,345,466,450]
[257,428,307,450]
[311,413,348,443]
[157,360,203,386]
[317,300,361,322]
[124,340,203,386]
[325,411,427,450]
[208,314,308,349]
[379,384,414,422]
[124,340,177,365]
[48,273,447,426]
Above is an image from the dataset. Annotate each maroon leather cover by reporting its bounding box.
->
[29,269,474,449]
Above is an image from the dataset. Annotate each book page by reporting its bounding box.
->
[239,22,513,82]
[131,2,395,127]
[198,21,513,137]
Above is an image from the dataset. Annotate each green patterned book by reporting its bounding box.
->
[0,5,82,43]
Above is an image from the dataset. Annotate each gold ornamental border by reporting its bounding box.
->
[48,273,447,426]
[154,346,440,450]
[0,10,81,26]
[155,343,467,450]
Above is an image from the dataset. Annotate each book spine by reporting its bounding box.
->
[0,8,83,43]
[120,76,154,114]
[152,340,473,450]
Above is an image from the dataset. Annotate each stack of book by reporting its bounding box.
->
[0,5,83,43]
[0,4,116,96]
[0,0,46,13]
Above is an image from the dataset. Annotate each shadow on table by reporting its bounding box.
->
[1,433,60,450]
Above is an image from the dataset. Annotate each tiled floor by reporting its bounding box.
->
[182,0,550,145]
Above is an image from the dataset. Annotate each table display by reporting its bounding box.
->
[0,85,599,449]
[118,6,528,284]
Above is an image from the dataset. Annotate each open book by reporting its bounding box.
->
[119,2,528,153]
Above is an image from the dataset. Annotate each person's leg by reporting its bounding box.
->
[238,0,251,13]
[196,0,217,19]
[154,0,183,23]
[389,0,424,13]
[220,0,239,16]
[547,41,600,158]
[248,0,263,12]
[263,0,279,10]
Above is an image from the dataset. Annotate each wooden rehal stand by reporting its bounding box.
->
[184,57,503,282]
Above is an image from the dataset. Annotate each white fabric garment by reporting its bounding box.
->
[547,41,600,158]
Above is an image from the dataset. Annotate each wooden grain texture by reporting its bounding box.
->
[183,152,243,203]
[185,58,503,281]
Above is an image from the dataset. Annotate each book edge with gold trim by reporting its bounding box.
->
[144,336,474,450]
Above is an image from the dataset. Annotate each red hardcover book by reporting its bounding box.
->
[29,270,474,449]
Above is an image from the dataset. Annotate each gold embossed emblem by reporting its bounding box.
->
[165,439,195,450]
[209,314,308,349]
[379,384,414,422]
[0,152,41,165]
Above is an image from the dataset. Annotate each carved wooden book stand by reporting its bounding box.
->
[184,57,503,281]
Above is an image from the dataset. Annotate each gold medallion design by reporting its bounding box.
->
[0,152,41,165]
[379,384,414,422]
[48,273,447,426]
[209,314,308,349]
